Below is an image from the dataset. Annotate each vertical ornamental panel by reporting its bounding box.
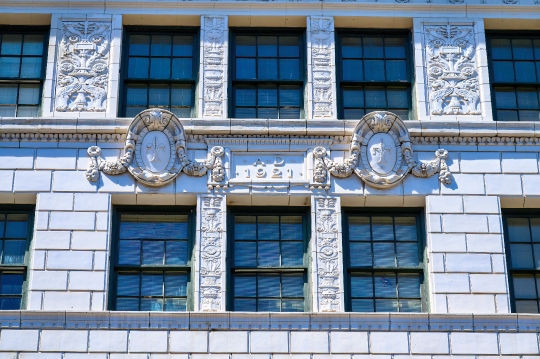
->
[312,196,344,312]
[196,195,226,311]
[200,16,228,118]
[307,17,337,120]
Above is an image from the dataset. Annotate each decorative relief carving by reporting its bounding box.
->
[425,25,480,115]
[312,111,452,188]
[86,109,225,187]
[309,17,335,119]
[55,20,111,112]
[314,197,341,312]
[201,16,227,117]
[230,153,306,184]
[198,196,226,311]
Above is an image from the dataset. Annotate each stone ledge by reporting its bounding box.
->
[1,311,539,332]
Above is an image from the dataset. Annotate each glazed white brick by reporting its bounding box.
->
[440,174,485,195]
[460,152,501,173]
[470,274,507,293]
[330,332,368,353]
[47,251,93,270]
[170,331,208,353]
[369,332,409,354]
[53,171,98,192]
[36,149,78,170]
[251,331,289,353]
[442,214,489,233]
[49,211,95,230]
[496,294,510,313]
[209,332,249,353]
[485,174,522,196]
[38,193,74,211]
[20,354,62,359]
[432,274,470,293]
[312,356,350,359]
[129,331,168,353]
[353,356,391,359]
[96,212,109,230]
[430,233,466,252]
[430,253,446,272]
[91,291,106,311]
[110,355,148,359]
[93,251,108,270]
[65,355,107,359]
[43,291,91,310]
[40,330,88,352]
[501,152,538,173]
[0,353,16,359]
[273,355,311,359]
[36,211,49,230]
[89,330,128,352]
[71,231,108,250]
[31,250,46,270]
[466,234,504,253]
[447,294,496,314]
[488,215,502,233]
[445,254,492,272]
[427,196,463,213]
[152,355,189,359]
[462,196,499,214]
[450,333,499,354]
[30,270,68,290]
[34,230,71,249]
[69,271,106,291]
[499,333,539,355]
[522,175,540,196]
[0,170,14,191]
[290,332,329,353]
[0,330,39,351]
[74,193,110,211]
[0,148,34,169]
[191,355,229,359]
[410,333,449,354]
[14,171,52,192]
[428,214,442,233]
[492,254,506,273]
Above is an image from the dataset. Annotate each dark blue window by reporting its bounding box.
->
[232,33,304,119]
[338,33,411,120]
[112,211,192,311]
[231,213,307,312]
[488,35,540,121]
[345,213,424,312]
[122,30,197,117]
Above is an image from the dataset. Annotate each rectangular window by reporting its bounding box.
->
[487,34,540,121]
[0,209,33,310]
[121,29,198,117]
[111,209,193,311]
[503,214,540,312]
[231,32,304,119]
[337,33,411,120]
[343,211,425,312]
[229,211,308,311]
[0,28,48,117]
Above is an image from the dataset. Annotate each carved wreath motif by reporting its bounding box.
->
[86,109,225,186]
[313,111,452,188]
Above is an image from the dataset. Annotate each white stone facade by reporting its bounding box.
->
[0,0,539,357]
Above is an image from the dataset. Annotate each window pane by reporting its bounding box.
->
[142,240,164,265]
[130,35,150,56]
[395,217,417,241]
[171,58,192,79]
[116,298,139,311]
[141,274,163,296]
[513,274,537,299]
[22,34,44,55]
[279,36,299,57]
[20,57,41,78]
[0,84,17,105]
[373,243,396,267]
[387,88,408,109]
[515,62,536,83]
[117,274,140,296]
[18,85,40,105]
[235,298,256,311]
[516,300,539,313]
[343,60,363,81]
[282,274,304,297]
[165,240,188,265]
[235,216,256,239]
[281,241,303,266]
[376,299,399,312]
[513,39,534,60]
[396,243,418,267]
[171,85,192,108]
[511,244,534,269]
[235,241,256,266]
[349,242,372,267]
[280,86,301,107]
[151,35,172,56]
[365,87,387,109]
[343,88,364,109]
[342,37,362,58]
[3,240,25,264]
[491,39,512,60]
[0,57,20,77]
[493,61,515,82]
[150,58,171,79]
[258,36,277,57]
[352,299,373,312]
[17,106,38,117]
[173,36,193,56]
[497,110,518,121]
[141,298,163,311]
[234,275,256,297]
[279,59,300,80]
[385,37,406,59]
[516,88,539,109]
[281,216,303,240]
[5,215,27,238]
[258,241,280,267]
[149,85,170,107]
[236,58,256,80]
[237,36,256,57]
[374,273,397,298]
[258,274,280,297]
[0,273,23,294]
[364,60,385,81]
[165,298,186,311]
[508,218,531,242]
[1,35,22,55]
[400,300,421,312]
[282,299,304,312]
[386,60,407,81]
[351,274,373,298]
[372,217,394,241]
[128,57,149,78]
[397,273,420,298]
[258,298,280,312]
[530,218,540,242]
[118,240,141,265]
[126,85,148,106]
[258,59,278,80]
[363,37,384,58]
[258,86,278,107]
[258,216,279,240]
[0,298,21,310]
[495,88,517,109]
[164,273,187,296]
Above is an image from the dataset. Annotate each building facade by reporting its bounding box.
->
[0,0,539,358]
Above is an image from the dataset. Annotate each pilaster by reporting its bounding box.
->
[311,196,344,312]
[194,194,227,311]
[198,16,228,119]
[307,16,337,120]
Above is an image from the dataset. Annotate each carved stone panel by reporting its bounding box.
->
[424,25,480,116]
[308,17,337,119]
[196,195,226,312]
[200,16,228,118]
[312,196,343,312]
[54,20,111,112]
[230,153,307,184]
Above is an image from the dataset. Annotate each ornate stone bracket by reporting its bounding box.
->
[85,109,225,186]
[312,111,452,188]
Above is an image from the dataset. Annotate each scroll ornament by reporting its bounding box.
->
[86,109,225,187]
[313,111,452,189]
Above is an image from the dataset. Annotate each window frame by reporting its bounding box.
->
[0,26,49,117]
[335,29,413,121]
[502,209,540,313]
[109,205,196,311]
[486,31,540,121]
[228,28,307,119]
[119,26,200,118]
[342,207,428,312]
[226,206,311,312]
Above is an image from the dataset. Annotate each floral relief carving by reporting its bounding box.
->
[309,17,335,119]
[55,20,110,112]
[314,197,341,312]
[312,111,452,188]
[425,25,480,115]
[199,196,225,311]
[202,16,227,117]
[86,109,225,186]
